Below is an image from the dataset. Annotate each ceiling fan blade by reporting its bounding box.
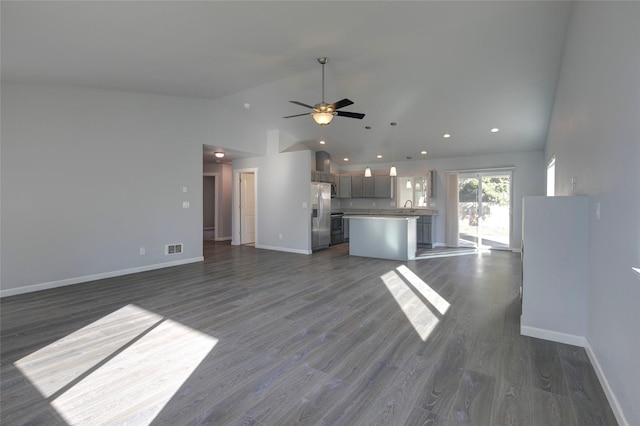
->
[283,112,312,119]
[289,100,315,109]
[336,111,365,119]
[329,98,354,110]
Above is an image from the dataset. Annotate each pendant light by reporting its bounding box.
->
[364,167,372,177]
[389,122,397,176]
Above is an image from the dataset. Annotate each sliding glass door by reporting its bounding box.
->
[458,172,511,249]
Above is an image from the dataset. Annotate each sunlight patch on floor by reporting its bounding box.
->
[381,268,448,341]
[15,304,217,425]
[396,264,450,315]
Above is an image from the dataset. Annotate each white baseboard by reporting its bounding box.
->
[254,244,311,255]
[0,257,204,298]
[214,236,232,241]
[520,324,586,347]
[584,339,630,426]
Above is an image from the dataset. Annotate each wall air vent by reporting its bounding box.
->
[165,244,183,255]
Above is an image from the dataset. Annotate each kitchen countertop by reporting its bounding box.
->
[337,208,438,216]
[343,215,418,220]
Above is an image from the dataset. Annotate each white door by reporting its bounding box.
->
[240,172,255,244]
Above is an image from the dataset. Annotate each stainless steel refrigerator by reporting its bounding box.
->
[311,182,331,251]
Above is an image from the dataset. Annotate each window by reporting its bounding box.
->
[547,156,556,196]
[398,176,429,207]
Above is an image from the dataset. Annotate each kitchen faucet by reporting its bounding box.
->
[403,200,413,208]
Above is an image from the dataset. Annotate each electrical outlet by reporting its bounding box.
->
[182,201,190,208]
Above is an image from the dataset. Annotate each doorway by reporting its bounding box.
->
[233,168,258,246]
[203,175,216,241]
[458,171,512,249]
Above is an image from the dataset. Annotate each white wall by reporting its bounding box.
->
[0,82,256,295]
[339,150,545,249]
[544,2,640,423]
[233,148,313,254]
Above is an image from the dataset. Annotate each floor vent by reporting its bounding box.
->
[165,243,183,255]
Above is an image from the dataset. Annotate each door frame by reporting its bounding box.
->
[232,167,259,246]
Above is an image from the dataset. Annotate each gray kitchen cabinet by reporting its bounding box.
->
[362,175,374,198]
[351,175,363,198]
[374,175,393,198]
[417,215,433,247]
[428,170,437,198]
[338,175,352,198]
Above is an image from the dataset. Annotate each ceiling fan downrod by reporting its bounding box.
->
[318,57,328,106]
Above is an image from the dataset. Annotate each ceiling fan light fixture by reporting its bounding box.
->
[364,167,372,177]
[312,111,334,126]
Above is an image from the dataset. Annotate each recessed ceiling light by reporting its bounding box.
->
[343,158,349,162]
[421,151,427,155]
[319,139,326,145]
[214,152,225,158]
[243,103,251,109]
[376,154,383,159]
[443,133,451,138]
[491,128,500,133]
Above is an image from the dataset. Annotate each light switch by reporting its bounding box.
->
[182,201,190,208]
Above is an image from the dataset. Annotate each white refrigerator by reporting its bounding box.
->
[521,196,589,344]
[311,182,331,251]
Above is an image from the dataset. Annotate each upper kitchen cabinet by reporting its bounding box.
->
[362,176,374,198]
[351,175,363,198]
[374,175,393,198]
[338,175,352,198]
[428,170,437,198]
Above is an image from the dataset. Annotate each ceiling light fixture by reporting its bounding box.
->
[443,133,451,138]
[214,152,225,158]
[421,151,427,155]
[376,154,383,159]
[364,167,372,177]
[319,139,326,145]
[490,128,500,133]
[344,158,349,162]
[312,110,335,126]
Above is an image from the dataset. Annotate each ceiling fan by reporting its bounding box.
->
[283,57,365,126]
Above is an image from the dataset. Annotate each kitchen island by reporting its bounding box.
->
[344,215,417,261]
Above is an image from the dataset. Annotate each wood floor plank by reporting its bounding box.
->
[449,369,496,426]
[1,241,618,425]
[560,355,618,425]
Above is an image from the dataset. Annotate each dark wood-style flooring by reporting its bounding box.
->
[1,241,617,425]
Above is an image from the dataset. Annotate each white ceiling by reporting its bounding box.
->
[1,1,573,166]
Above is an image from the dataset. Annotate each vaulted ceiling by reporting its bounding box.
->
[1,1,573,166]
